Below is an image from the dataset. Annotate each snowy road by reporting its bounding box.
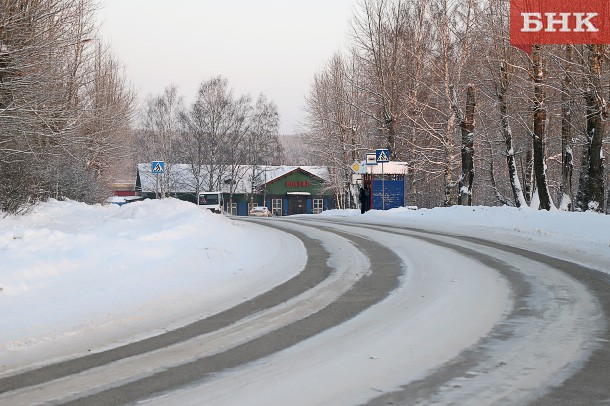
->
[1,212,609,405]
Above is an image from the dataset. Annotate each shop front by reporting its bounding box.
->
[263,168,333,216]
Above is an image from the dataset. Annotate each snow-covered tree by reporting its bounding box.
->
[172,76,283,203]
[139,85,183,198]
[304,51,371,209]
[1,0,134,212]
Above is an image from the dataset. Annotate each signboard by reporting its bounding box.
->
[376,149,390,163]
[151,161,165,174]
[510,0,610,54]
[286,181,310,188]
[351,161,360,172]
[366,153,377,165]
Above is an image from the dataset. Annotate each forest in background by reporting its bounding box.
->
[303,0,610,213]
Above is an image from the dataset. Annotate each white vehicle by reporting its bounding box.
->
[198,192,224,214]
[249,206,272,217]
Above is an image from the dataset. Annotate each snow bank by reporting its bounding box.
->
[0,199,304,369]
[321,205,610,274]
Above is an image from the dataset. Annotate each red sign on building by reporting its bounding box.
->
[286,181,310,188]
[510,0,610,53]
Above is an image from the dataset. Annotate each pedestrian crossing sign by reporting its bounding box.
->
[151,161,165,174]
[376,149,390,163]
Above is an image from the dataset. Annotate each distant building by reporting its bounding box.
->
[109,182,136,197]
[357,161,409,210]
[135,163,335,216]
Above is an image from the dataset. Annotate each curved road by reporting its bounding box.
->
[0,217,608,405]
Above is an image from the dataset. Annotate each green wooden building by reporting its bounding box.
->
[260,167,332,216]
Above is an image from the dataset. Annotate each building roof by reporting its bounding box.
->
[357,161,409,175]
[263,166,329,184]
[264,166,327,184]
[136,163,330,194]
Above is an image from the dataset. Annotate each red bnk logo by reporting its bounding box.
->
[510,0,610,53]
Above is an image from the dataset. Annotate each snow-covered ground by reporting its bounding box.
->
[0,199,306,371]
[1,199,609,404]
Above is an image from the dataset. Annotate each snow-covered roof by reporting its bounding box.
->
[262,166,329,183]
[357,161,409,175]
[137,164,330,194]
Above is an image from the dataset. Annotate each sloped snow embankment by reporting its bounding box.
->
[0,199,305,373]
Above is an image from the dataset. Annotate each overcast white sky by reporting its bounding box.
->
[98,1,356,135]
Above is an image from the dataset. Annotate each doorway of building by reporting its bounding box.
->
[288,195,307,215]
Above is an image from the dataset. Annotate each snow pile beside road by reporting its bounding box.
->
[0,199,304,368]
[322,205,610,274]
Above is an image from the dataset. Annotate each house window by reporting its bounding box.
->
[272,199,283,216]
[313,199,324,214]
[229,202,237,215]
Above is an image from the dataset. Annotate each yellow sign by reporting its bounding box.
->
[351,162,360,172]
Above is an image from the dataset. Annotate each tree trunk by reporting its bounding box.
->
[576,144,590,210]
[443,89,456,208]
[487,141,512,206]
[458,84,476,205]
[522,149,534,204]
[584,44,606,212]
[531,44,553,211]
[443,120,455,207]
[559,45,574,211]
[498,61,527,207]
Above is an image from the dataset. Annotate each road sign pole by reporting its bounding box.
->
[382,161,385,210]
[156,174,159,199]
[151,161,165,199]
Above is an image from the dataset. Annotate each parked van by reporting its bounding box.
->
[198,192,224,214]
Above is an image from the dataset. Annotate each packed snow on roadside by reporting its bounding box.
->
[322,204,610,273]
[0,198,306,370]
[0,198,608,374]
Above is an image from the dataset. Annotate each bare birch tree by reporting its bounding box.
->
[139,85,183,197]
[461,0,528,207]
[451,83,476,205]
[351,0,411,160]
[182,76,240,193]
[244,94,282,203]
[559,45,575,211]
[178,75,282,204]
[304,51,371,208]
[530,44,554,210]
